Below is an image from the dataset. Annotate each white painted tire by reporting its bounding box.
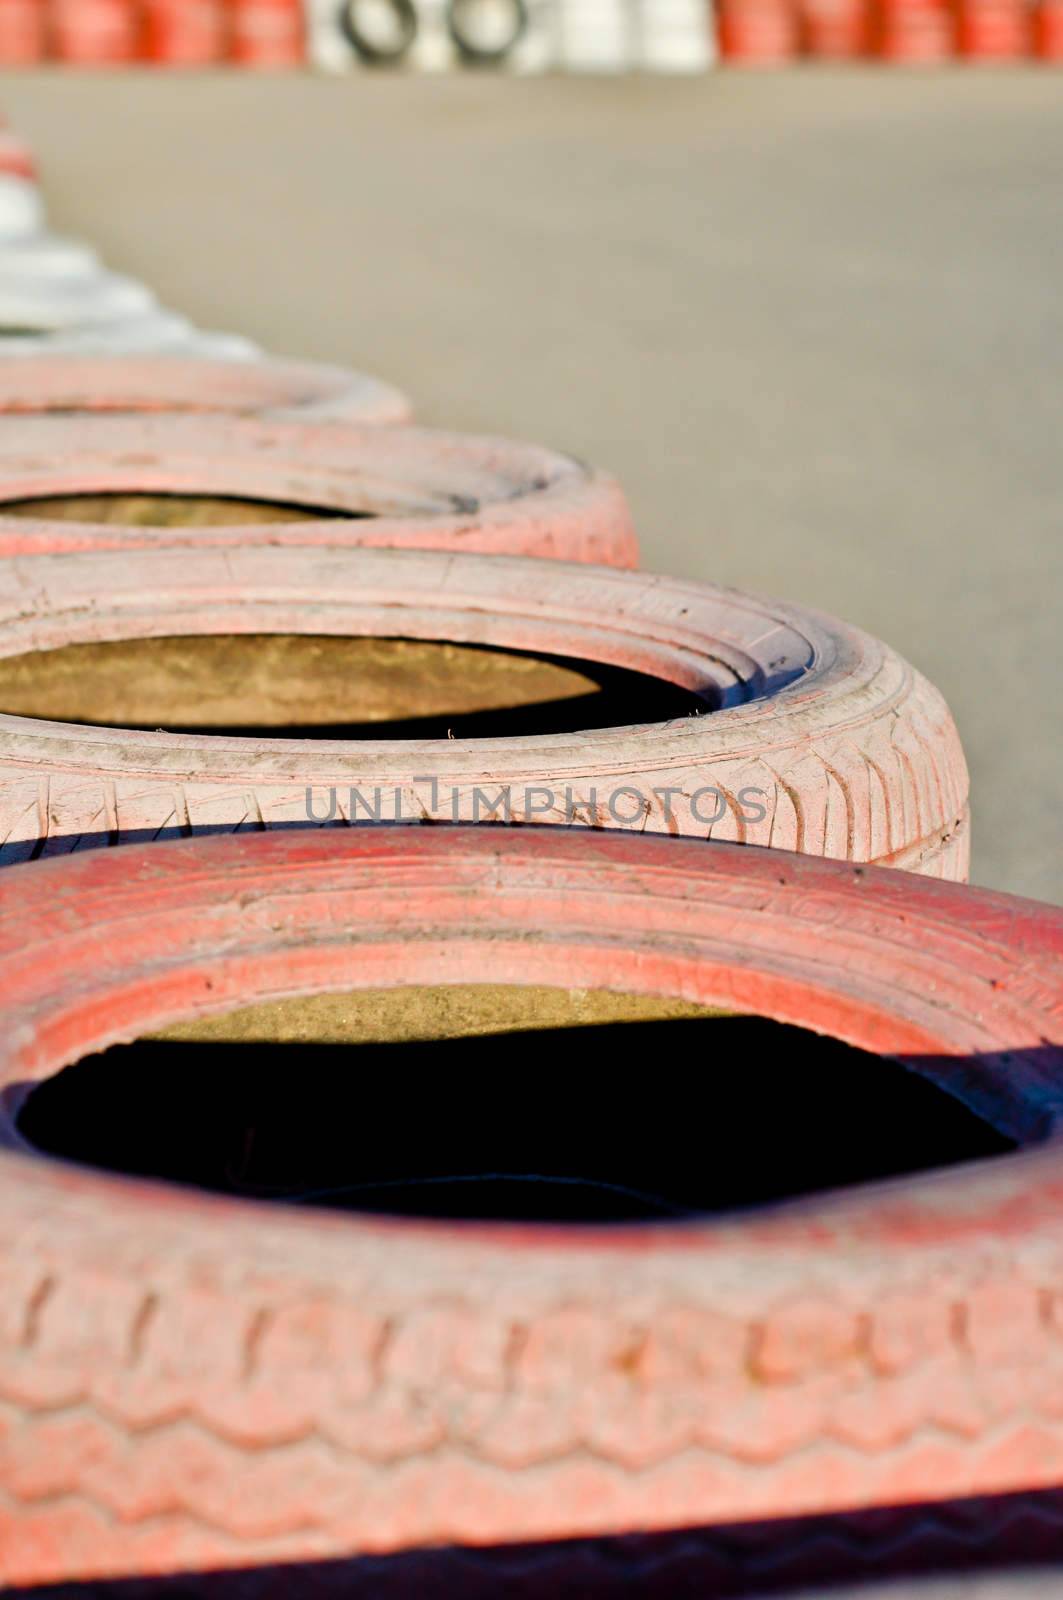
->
[0,176,43,240]
[0,233,101,282]
[0,311,258,360]
[0,273,157,336]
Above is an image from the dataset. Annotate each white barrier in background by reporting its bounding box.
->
[307,0,714,70]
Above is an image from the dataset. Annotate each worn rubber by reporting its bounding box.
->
[0,543,964,873]
[0,354,411,424]
[0,828,1059,1586]
[0,415,636,565]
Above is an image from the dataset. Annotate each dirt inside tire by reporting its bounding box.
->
[0,634,702,738]
[3,491,356,526]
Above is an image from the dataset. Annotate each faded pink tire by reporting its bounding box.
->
[0,543,965,875]
[0,353,411,425]
[0,414,635,566]
[0,828,1060,1587]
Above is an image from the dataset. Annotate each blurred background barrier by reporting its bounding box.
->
[0,0,1059,65]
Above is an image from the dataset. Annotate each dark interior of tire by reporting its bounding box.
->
[18,989,1013,1223]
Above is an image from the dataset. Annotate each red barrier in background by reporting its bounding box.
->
[0,0,1058,67]
[229,0,304,65]
[50,0,142,61]
[717,0,800,59]
[143,0,228,63]
[874,0,954,57]
[0,0,47,61]
[1033,0,1063,51]
[800,0,870,54]
[956,0,1030,53]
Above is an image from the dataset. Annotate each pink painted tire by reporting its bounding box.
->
[0,415,635,566]
[0,543,965,875]
[0,353,411,424]
[0,828,1059,1587]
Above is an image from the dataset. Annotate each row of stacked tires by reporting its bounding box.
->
[0,127,1060,1596]
[1,0,1059,65]
[720,0,1063,60]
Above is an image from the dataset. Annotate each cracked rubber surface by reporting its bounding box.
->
[0,354,411,425]
[0,544,966,874]
[0,413,635,565]
[0,827,1059,1586]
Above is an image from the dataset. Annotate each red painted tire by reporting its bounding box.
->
[0,543,965,874]
[0,354,411,424]
[0,415,635,565]
[0,828,1059,1586]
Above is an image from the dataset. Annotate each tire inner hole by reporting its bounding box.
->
[3,492,362,527]
[18,986,1013,1223]
[0,634,703,738]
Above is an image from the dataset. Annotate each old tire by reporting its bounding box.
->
[0,543,964,875]
[0,828,1059,1586]
[0,414,636,565]
[0,354,411,424]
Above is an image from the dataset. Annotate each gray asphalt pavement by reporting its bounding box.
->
[2,69,1059,899]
